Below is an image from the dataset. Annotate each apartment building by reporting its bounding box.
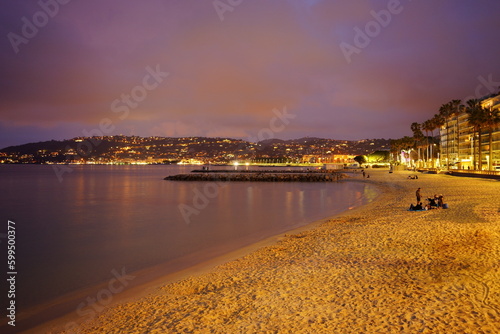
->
[440,94,500,170]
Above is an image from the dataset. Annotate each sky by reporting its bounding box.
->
[1,0,500,149]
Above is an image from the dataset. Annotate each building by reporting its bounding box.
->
[440,94,500,170]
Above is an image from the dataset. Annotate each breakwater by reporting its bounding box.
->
[164,170,345,182]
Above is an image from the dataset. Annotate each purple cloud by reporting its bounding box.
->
[1,0,499,148]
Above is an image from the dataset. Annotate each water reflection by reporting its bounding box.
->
[0,165,377,312]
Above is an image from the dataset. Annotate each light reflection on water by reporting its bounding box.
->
[0,164,377,312]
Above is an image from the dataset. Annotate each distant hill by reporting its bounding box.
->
[258,138,286,145]
[0,135,391,164]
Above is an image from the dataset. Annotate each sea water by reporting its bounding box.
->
[0,164,377,325]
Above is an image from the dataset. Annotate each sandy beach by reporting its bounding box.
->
[39,169,500,333]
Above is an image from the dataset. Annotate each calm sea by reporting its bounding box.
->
[0,164,377,328]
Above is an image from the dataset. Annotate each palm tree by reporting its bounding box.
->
[401,136,415,166]
[466,99,485,170]
[482,106,500,170]
[390,136,415,165]
[390,138,402,163]
[422,119,434,165]
[411,122,424,167]
[431,113,444,167]
[439,102,453,169]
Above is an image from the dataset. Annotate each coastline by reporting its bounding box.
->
[26,170,500,333]
[15,173,377,334]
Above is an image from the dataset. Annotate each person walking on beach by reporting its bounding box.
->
[416,187,421,203]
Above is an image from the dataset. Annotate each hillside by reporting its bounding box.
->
[0,136,391,164]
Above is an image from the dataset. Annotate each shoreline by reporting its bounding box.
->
[22,171,500,332]
[15,175,378,334]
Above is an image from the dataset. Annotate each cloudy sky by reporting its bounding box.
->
[1,0,499,148]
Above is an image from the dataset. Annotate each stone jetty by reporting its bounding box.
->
[164,170,345,182]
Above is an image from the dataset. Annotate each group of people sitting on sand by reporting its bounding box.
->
[409,188,447,211]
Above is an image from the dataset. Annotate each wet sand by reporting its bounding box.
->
[36,170,500,333]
